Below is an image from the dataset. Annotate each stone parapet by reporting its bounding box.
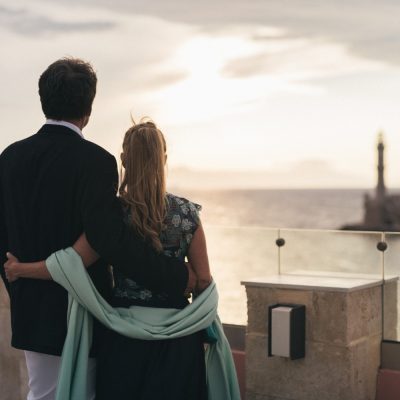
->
[383,279,399,340]
[242,275,384,400]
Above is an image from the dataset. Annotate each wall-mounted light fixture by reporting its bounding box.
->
[268,304,306,360]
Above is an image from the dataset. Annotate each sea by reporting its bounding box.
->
[169,188,400,326]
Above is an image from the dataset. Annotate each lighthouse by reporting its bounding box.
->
[376,132,386,200]
[342,131,400,231]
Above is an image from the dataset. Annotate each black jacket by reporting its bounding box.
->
[0,124,188,355]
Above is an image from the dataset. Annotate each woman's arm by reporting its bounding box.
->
[187,222,212,293]
[4,253,51,281]
[4,233,99,282]
[72,233,99,267]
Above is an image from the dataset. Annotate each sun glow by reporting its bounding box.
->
[149,30,378,127]
[153,34,292,123]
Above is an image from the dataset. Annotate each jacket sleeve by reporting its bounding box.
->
[0,161,10,295]
[78,147,188,296]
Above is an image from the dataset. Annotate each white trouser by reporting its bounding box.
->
[24,351,96,400]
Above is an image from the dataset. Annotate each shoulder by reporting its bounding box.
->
[78,139,115,161]
[1,131,114,163]
[166,193,202,214]
[166,193,202,230]
[0,135,36,160]
[77,139,117,172]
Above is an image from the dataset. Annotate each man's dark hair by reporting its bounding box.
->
[38,57,97,120]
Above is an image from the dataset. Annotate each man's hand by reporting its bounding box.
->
[196,277,212,294]
[4,252,20,282]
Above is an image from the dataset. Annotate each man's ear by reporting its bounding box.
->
[82,115,90,128]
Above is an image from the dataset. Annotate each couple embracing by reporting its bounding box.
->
[0,58,239,400]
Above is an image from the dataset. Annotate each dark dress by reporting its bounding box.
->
[95,194,208,400]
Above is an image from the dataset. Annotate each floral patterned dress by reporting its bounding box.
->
[111,193,201,309]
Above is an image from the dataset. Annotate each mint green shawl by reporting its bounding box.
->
[46,248,241,400]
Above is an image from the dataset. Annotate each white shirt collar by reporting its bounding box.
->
[45,119,84,138]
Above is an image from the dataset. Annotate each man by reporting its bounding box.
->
[0,58,195,400]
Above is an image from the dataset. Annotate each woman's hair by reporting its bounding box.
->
[119,120,167,252]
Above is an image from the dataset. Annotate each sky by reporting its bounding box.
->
[1,0,400,188]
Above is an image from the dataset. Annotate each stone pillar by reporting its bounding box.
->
[0,283,28,400]
[242,275,383,400]
[383,279,399,341]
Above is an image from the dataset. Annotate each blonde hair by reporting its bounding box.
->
[119,120,167,252]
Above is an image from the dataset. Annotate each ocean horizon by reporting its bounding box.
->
[171,188,400,326]
[169,187,389,230]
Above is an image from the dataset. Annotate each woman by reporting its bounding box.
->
[95,121,212,399]
[5,121,215,399]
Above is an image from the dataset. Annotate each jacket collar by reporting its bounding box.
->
[36,124,84,139]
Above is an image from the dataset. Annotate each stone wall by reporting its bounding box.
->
[0,282,28,400]
[244,283,382,400]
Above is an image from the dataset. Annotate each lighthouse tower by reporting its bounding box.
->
[376,132,386,200]
[343,131,400,231]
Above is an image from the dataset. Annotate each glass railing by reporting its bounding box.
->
[205,225,400,342]
[279,228,383,279]
[205,225,279,326]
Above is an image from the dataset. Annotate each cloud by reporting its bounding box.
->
[135,70,188,90]
[43,0,400,68]
[0,5,116,36]
[221,37,381,81]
